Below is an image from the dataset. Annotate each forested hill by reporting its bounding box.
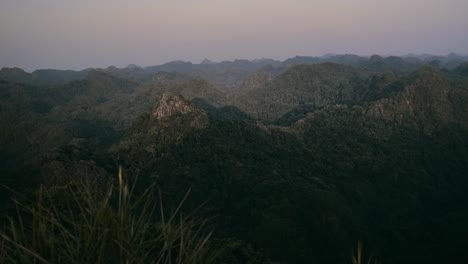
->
[1,55,468,263]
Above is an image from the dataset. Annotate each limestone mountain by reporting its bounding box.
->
[200,59,216,65]
[125,64,141,69]
[151,71,192,84]
[366,67,468,133]
[178,79,227,107]
[114,93,209,168]
[0,67,35,84]
[230,63,369,121]
[236,70,274,92]
[152,93,206,120]
[31,69,92,84]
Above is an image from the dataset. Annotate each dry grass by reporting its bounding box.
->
[352,241,378,264]
[0,167,222,264]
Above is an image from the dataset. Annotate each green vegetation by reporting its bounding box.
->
[1,55,468,263]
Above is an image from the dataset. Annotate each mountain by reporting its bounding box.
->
[2,53,466,89]
[283,56,322,65]
[146,60,197,73]
[178,79,227,107]
[235,69,274,92]
[114,94,209,168]
[200,59,216,65]
[1,56,468,263]
[152,93,206,120]
[362,55,424,75]
[454,62,468,76]
[151,71,192,84]
[366,66,467,133]
[0,67,35,84]
[125,64,141,69]
[230,63,370,121]
[111,74,468,263]
[32,69,93,84]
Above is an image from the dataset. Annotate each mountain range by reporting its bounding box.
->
[1,54,468,263]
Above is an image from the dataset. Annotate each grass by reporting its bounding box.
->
[352,241,378,264]
[0,166,222,264]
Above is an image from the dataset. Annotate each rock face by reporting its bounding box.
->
[152,93,199,119]
[148,93,209,132]
[115,93,209,161]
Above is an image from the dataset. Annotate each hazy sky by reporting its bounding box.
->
[1,0,468,71]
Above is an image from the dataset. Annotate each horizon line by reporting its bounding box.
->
[2,52,468,73]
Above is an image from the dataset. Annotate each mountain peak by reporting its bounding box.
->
[152,93,199,119]
[200,59,215,65]
[0,67,28,74]
[407,66,446,86]
[126,64,140,68]
[0,67,31,79]
[0,67,33,83]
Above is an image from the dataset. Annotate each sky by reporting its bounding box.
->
[1,0,468,71]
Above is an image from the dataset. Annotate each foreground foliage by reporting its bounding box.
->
[0,169,221,264]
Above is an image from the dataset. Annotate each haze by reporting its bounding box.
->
[1,0,467,71]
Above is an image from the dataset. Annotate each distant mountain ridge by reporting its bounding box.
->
[3,53,468,86]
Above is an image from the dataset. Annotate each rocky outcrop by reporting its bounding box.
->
[151,93,209,129]
[152,93,199,119]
